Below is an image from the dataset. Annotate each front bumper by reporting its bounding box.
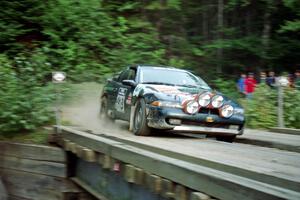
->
[146,106,245,136]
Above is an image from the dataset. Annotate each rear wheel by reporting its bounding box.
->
[99,97,114,123]
[133,99,152,136]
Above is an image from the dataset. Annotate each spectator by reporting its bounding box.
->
[266,71,276,88]
[259,71,267,84]
[288,73,295,88]
[245,72,257,99]
[295,70,300,90]
[237,73,246,97]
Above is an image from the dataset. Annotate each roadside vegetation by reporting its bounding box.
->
[0,0,299,135]
[214,82,300,129]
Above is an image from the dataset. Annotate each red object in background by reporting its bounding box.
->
[113,163,121,172]
[245,77,257,93]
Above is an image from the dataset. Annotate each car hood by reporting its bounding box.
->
[134,84,241,108]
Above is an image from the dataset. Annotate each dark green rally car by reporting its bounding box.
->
[100,65,245,142]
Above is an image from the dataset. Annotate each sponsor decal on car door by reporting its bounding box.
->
[115,87,127,112]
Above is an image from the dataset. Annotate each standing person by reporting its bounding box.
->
[266,71,276,88]
[237,73,246,97]
[259,71,267,84]
[245,72,257,99]
[295,70,300,90]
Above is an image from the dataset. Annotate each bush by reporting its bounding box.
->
[241,84,300,129]
[242,85,277,129]
[0,54,55,134]
[283,88,300,128]
[213,79,300,129]
[212,78,240,100]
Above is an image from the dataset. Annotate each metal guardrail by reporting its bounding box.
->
[55,126,300,200]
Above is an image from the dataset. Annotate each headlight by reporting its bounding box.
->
[211,95,224,108]
[151,101,182,108]
[198,92,211,107]
[185,100,199,114]
[220,105,234,118]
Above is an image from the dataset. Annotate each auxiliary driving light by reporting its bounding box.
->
[185,100,199,114]
[220,105,234,118]
[211,95,224,108]
[198,92,211,107]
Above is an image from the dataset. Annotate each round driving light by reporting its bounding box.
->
[185,100,199,114]
[220,105,234,118]
[211,95,224,108]
[198,92,211,107]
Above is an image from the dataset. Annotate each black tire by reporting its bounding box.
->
[216,135,236,143]
[133,99,152,136]
[99,97,114,123]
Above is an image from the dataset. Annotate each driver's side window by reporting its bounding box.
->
[117,69,136,82]
[118,70,129,82]
[127,69,136,81]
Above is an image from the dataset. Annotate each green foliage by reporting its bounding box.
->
[240,85,300,129]
[0,0,300,133]
[0,54,55,134]
[242,85,278,129]
[211,78,240,100]
[283,88,300,128]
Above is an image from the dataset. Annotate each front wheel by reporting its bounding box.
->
[133,99,152,136]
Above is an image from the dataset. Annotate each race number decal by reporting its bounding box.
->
[115,88,127,112]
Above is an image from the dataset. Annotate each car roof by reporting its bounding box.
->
[131,65,187,72]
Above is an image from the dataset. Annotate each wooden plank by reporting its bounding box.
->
[72,177,108,200]
[124,164,135,183]
[0,177,8,200]
[161,178,175,199]
[134,167,145,185]
[189,192,210,200]
[59,126,300,200]
[175,185,189,200]
[145,173,162,194]
[0,168,80,192]
[8,195,32,200]
[102,155,112,169]
[0,155,66,178]
[5,181,64,200]
[0,141,66,162]
[81,148,97,162]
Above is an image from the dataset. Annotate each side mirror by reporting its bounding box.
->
[122,80,137,87]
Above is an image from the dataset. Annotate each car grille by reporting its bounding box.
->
[199,108,219,115]
[181,120,229,128]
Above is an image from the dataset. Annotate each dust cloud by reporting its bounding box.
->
[61,82,131,136]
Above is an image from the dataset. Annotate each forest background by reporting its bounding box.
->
[1,0,299,134]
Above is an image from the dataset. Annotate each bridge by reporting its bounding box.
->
[48,125,300,200]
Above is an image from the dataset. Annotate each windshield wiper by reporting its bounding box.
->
[176,84,198,88]
[177,84,211,90]
[142,82,176,86]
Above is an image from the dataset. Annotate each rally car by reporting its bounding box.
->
[100,65,245,142]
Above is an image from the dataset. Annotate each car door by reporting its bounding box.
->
[104,72,120,113]
[114,68,137,121]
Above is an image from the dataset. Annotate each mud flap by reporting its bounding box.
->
[129,105,136,131]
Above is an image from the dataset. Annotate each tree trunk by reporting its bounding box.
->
[217,0,224,74]
[201,0,208,41]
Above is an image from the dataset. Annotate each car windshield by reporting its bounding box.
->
[139,67,210,89]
